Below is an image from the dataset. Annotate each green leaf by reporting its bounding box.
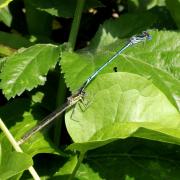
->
[76,163,102,180]
[166,0,180,29]
[0,44,60,99]
[54,156,102,179]
[0,0,13,9]
[0,6,12,26]
[0,151,33,179]
[61,30,180,110]
[65,73,180,151]
[54,156,78,176]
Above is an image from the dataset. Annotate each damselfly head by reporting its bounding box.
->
[129,31,152,45]
[142,31,152,41]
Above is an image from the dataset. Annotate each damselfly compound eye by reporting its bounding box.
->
[143,31,152,40]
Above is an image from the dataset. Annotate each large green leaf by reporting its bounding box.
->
[0,151,32,179]
[0,44,60,99]
[65,73,180,151]
[61,30,180,110]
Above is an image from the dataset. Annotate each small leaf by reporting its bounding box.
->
[0,7,12,26]
[54,156,78,176]
[54,156,102,179]
[0,44,60,99]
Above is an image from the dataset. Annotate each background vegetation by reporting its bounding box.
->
[0,0,180,179]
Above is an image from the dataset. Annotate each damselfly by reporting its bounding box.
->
[18,31,151,144]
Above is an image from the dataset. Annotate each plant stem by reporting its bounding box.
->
[0,118,40,180]
[53,73,66,146]
[54,0,85,146]
[68,152,85,180]
[68,0,85,50]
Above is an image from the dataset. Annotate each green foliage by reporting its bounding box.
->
[0,7,12,26]
[66,73,179,147]
[0,0,13,9]
[0,0,179,179]
[62,30,180,110]
[0,44,59,99]
[0,151,33,179]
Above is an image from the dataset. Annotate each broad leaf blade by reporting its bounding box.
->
[65,73,180,151]
[0,44,59,99]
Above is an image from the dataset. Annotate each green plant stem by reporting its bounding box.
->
[53,74,66,146]
[68,152,85,180]
[0,118,40,180]
[54,0,85,145]
[68,0,85,50]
